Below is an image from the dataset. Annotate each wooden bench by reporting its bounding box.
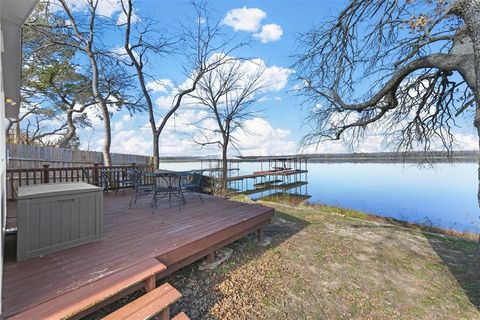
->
[102,283,182,320]
[10,259,166,320]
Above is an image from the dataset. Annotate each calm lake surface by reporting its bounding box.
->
[160,161,480,233]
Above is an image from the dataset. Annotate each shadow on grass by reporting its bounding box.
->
[426,234,480,309]
[349,222,480,310]
[85,209,309,320]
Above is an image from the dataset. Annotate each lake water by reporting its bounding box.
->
[160,161,480,233]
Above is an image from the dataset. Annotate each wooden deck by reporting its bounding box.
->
[3,192,273,318]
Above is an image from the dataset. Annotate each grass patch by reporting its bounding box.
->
[314,249,326,262]
[256,197,478,241]
[425,233,478,252]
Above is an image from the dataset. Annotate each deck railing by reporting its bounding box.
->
[6,163,154,201]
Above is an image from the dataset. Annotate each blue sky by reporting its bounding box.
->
[60,0,477,157]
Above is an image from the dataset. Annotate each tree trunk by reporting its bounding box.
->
[460,2,480,207]
[451,0,480,206]
[452,0,480,249]
[465,2,480,249]
[57,111,76,148]
[87,55,112,166]
[100,103,112,166]
[153,134,160,170]
[221,139,229,197]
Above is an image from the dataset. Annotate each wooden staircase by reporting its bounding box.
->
[102,283,185,320]
[9,258,188,320]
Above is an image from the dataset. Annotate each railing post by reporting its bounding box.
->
[94,163,100,186]
[43,164,50,184]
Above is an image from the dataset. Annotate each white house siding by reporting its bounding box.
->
[0,1,38,314]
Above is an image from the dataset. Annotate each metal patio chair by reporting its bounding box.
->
[98,168,113,194]
[128,168,155,209]
[181,172,204,203]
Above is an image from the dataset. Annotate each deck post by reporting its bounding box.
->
[257,227,264,244]
[158,307,170,320]
[206,251,215,264]
[93,163,99,186]
[144,275,156,292]
[42,164,49,184]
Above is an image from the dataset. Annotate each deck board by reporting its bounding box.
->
[3,192,273,318]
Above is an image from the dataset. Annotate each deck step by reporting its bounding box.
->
[172,311,190,320]
[10,259,166,320]
[102,283,182,320]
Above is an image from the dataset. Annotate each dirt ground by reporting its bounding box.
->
[89,201,480,320]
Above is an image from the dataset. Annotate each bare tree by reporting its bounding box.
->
[21,42,93,148]
[5,105,39,144]
[15,2,89,148]
[293,0,480,203]
[119,0,241,169]
[189,58,266,195]
[6,102,70,146]
[57,0,118,165]
[26,0,136,165]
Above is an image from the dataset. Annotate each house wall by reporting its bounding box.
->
[0,16,6,315]
[0,1,39,314]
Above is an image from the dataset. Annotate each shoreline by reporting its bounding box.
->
[234,195,479,241]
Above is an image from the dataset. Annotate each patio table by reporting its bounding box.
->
[146,171,191,208]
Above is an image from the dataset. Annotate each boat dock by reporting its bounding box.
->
[227,156,310,200]
[226,169,308,182]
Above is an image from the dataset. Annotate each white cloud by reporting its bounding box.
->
[155,95,175,110]
[222,7,283,43]
[112,114,132,132]
[233,118,296,156]
[222,7,266,32]
[56,0,123,18]
[154,56,293,111]
[260,63,294,91]
[258,96,269,102]
[300,130,479,154]
[161,109,211,135]
[53,0,138,26]
[146,79,174,94]
[109,130,151,155]
[83,106,104,129]
[82,102,119,131]
[300,135,384,154]
[454,133,477,150]
[291,80,308,91]
[213,56,293,92]
[110,46,140,62]
[274,96,282,101]
[253,23,283,43]
[117,10,139,25]
[121,114,132,122]
[113,121,124,131]
[133,110,298,157]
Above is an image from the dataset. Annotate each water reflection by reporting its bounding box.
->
[160,160,480,233]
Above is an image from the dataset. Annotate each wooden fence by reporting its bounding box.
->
[7,144,153,169]
[6,163,154,201]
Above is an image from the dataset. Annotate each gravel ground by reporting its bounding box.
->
[87,200,480,320]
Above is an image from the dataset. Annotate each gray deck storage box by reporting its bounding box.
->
[17,182,103,261]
